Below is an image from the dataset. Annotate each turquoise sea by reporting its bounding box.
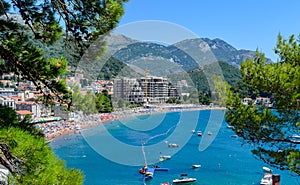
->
[50,110,299,185]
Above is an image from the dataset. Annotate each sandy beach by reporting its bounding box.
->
[41,104,226,141]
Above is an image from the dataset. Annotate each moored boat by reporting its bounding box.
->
[160,155,171,160]
[192,164,201,168]
[168,143,179,148]
[173,174,197,184]
[227,125,234,129]
[139,166,147,174]
[260,167,273,185]
[260,173,272,185]
[173,177,197,183]
[262,166,272,173]
[197,131,202,136]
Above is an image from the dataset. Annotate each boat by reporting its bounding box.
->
[260,167,273,185]
[173,177,197,183]
[139,166,169,181]
[227,125,234,129]
[191,130,195,134]
[260,173,272,185]
[143,168,155,181]
[144,172,153,181]
[290,134,300,139]
[262,167,272,173]
[231,135,238,138]
[192,164,201,168]
[160,155,171,161]
[173,174,197,184]
[207,131,212,136]
[160,155,171,160]
[139,166,147,174]
[168,143,179,148]
[197,131,202,136]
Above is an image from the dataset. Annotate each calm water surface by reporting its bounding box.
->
[50,110,299,185]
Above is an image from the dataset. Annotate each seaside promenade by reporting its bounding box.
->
[40,104,225,140]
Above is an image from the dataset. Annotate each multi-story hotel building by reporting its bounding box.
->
[113,78,144,103]
[113,76,178,104]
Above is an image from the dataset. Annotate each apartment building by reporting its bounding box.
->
[138,76,169,103]
[0,96,16,109]
[114,78,144,103]
[114,76,178,104]
[16,101,41,118]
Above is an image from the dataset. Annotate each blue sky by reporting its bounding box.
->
[117,0,300,62]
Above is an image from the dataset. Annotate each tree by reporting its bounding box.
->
[0,0,128,183]
[0,105,18,128]
[0,127,84,185]
[225,34,300,175]
[0,0,128,106]
[95,90,113,113]
[212,75,230,107]
[198,91,212,105]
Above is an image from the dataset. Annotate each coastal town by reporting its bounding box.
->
[0,70,274,141]
[1,1,299,185]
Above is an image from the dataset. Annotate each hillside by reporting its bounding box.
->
[109,34,272,70]
[96,34,243,92]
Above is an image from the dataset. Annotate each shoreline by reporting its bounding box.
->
[43,104,226,141]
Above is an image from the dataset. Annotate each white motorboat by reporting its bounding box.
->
[197,131,202,136]
[192,164,201,168]
[262,167,272,173]
[227,125,234,129]
[173,177,197,183]
[168,143,179,148]
[260,167,273,185]
[173,174,197,184]
[160,155,171,161]
[260,173,272,185]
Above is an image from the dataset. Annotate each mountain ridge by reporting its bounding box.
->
[108,34,272,69]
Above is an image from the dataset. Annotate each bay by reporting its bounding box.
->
[50,110,299,185]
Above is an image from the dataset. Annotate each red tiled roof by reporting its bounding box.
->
[9,96,21,99]
[16,110,33,115]
[16,101,35,105]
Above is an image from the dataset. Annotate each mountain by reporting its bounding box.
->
[171,37,272,68]
[109,34,272,72]
[184,38,273,68]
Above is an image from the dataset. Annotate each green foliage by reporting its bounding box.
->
[98,57,127,80]
[212,75,230,106]
[198,91,212,105]
[72,88,113,114]
[166,97,181,104]
[0,0,128,105]
[0,1,128,184]
[95,90,113,113]
[226,34,300,175]
[0,127,84,184]
[0,105,19,128]
[72,87,97,115]
[188,61,241,92]
[241,52,300,110]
